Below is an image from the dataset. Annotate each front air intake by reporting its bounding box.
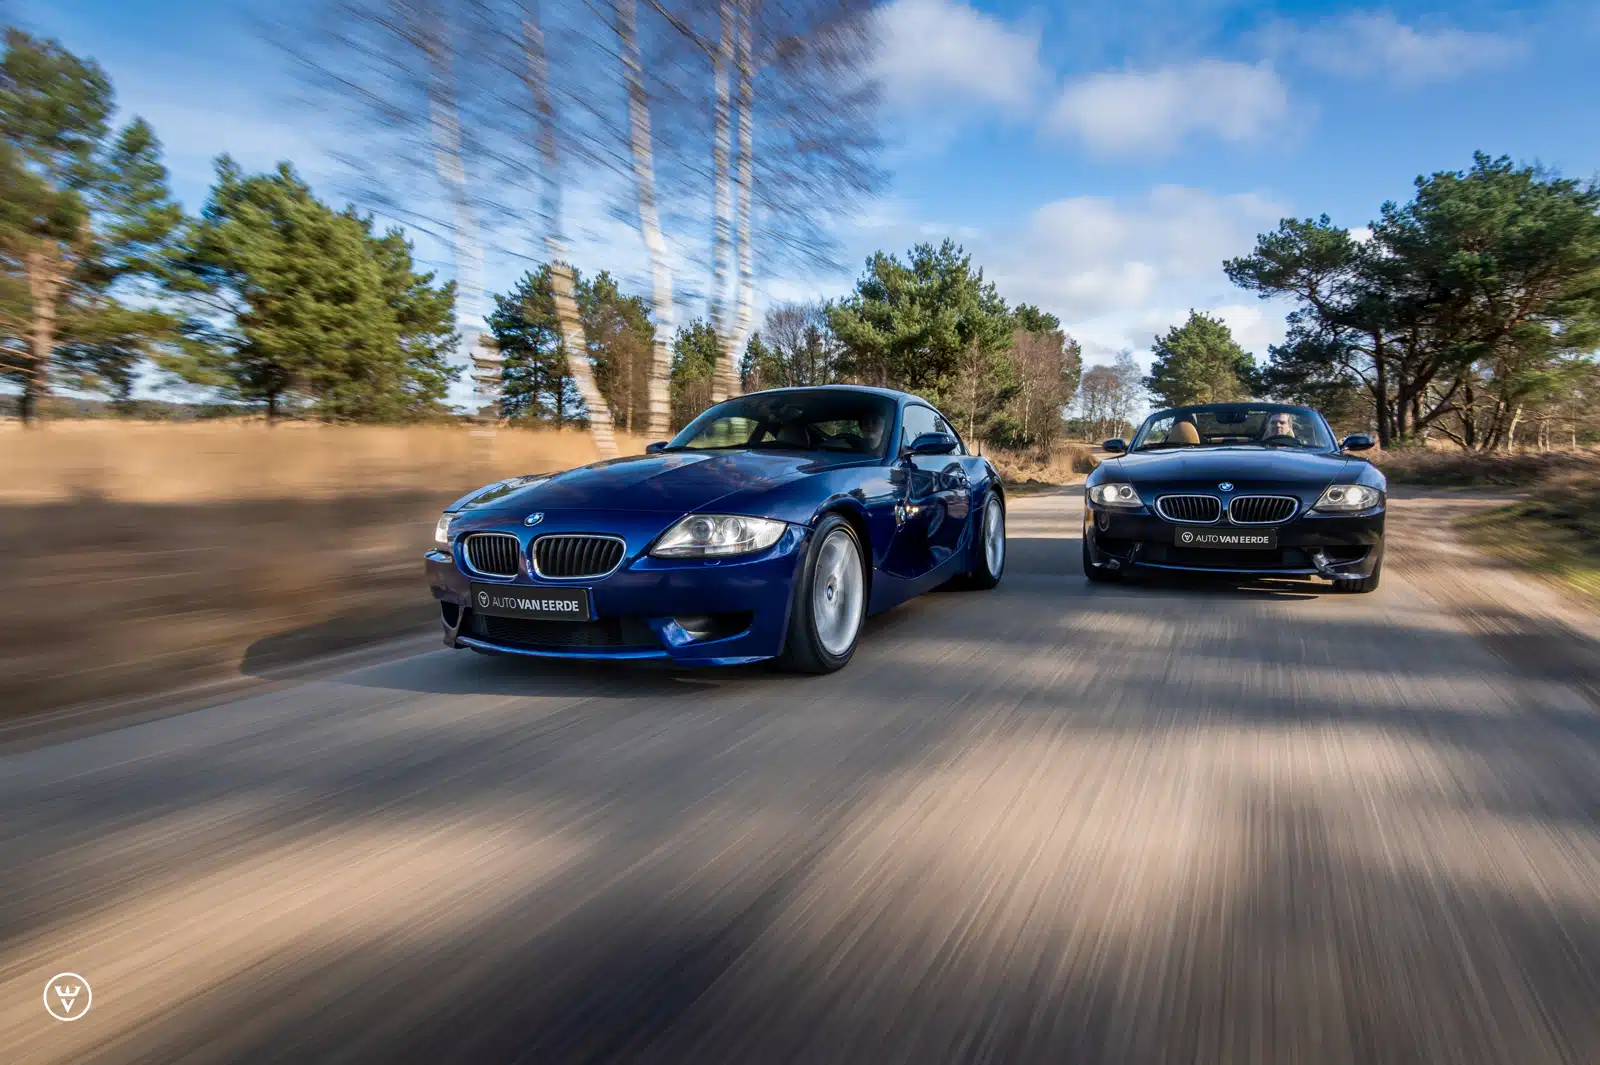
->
[463,532,521,577]
[1155,494,1222,524]
[1229,495,1298,524]
[533,535,627,579]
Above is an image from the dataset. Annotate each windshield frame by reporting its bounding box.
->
[665,388,898,459]
[1129,403,1337,453]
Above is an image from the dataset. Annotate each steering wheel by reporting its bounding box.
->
[1261,433,1302,446]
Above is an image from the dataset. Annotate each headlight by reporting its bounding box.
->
[651,514,788,558]
[434,512,456,546]
[1087,483,1143,508]
[1313,484,1383,512]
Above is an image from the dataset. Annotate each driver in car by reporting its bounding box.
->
[1262,411,1298,441]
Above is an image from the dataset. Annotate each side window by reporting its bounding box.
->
[899,405,940,452]
[932,413,966,455]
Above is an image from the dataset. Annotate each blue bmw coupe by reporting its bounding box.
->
[425,386,1007,672]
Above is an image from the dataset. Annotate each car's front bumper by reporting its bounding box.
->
[426,524,808,666]
[1084,503,1384,580]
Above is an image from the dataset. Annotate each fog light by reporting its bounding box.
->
[675,615,717,640]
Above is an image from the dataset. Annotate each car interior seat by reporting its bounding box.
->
[1169,420,1201,445]
[772,421,812,448]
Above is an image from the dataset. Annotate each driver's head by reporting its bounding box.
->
[1263,412,1296,439]
[859,412,886,451]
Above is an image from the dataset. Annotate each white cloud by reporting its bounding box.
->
[990,186,1286,320]
[875,0,1046,110]
[955,186,1289,374]
[1047,60,1289,156]
[1264,12,1524,85]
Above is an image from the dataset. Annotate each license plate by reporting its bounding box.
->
[469,582,591,620]
[1174,528,1278,550]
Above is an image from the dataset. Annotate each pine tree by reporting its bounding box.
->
[0,30,184,422]
[171,158,457,421]
[1144,311,1256,409]
[488,265,655,429]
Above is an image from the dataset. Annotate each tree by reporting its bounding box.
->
[286,1,503,410]
[1144,310,1256,408]
[488,263,655,429]
[489,264,578,425]
[828,240,1013,393]
[1003,305,1082,451]
[669,317,719,428]
[0,29,183,423]
[171,158,458,421]
[1229,154,1600,449]
[741,299,839,389]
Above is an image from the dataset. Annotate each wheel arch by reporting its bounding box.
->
[814,499,874,602]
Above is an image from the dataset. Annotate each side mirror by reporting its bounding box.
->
[1101,438,1127,453]
[1340,433,1375,452]
[645,441,669,454]
[906,431,958,456]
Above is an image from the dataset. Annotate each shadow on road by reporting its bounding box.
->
[13,516,1600,1064]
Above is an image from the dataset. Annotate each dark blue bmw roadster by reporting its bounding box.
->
[1083,402,1386,592]
[425,386,1007,672]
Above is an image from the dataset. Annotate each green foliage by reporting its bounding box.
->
[488,265,654,429]
[0,28,184,421]
[670,318,719,429]
[828,240,1013,393]
[489,265,577,424]
[1144,311,1256,408]
[1230,154,1600,449]
[170,158,458,421]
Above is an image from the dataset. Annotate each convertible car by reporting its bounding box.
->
[425,386,1007,673]
[1082,402,1385,592]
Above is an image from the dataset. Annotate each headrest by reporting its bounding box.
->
[1169,420,1201,445]
[773,421,811,447]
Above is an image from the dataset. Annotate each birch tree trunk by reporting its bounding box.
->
[708,0,737,402]
[523,12,617,457]
[420,3,497,415]
[615,0,675,437]
[729,0,755,392]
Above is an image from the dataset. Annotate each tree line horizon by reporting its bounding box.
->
[4,20,1597,453]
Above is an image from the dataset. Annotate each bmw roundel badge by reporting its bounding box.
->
[1218,482,1234,492]
[524,512,544,526]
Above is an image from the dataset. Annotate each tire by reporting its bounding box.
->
[1082,534,1120,583]
[775,515,868,674]
[1330,541,1383,594]
[950,493,1006,590]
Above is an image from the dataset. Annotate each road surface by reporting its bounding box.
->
[5,491,1600,1064]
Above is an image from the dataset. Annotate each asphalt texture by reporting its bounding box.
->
[5,490,1600,1065]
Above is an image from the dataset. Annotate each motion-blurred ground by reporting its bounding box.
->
[4,490,1600,1064]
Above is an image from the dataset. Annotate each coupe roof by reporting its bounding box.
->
[740,384,925,404]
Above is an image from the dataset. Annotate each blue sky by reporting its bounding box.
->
[23,0,1600,391]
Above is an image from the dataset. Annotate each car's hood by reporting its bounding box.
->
[1100,447,1362,488]
[451,450,859,515]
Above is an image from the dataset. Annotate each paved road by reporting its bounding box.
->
[6,491,1600,1064]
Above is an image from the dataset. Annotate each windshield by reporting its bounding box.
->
[667,390,896,457]
[1130,405,1335,451]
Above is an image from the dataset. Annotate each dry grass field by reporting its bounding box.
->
[2,421,646,716]
[1,421,1098,717]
